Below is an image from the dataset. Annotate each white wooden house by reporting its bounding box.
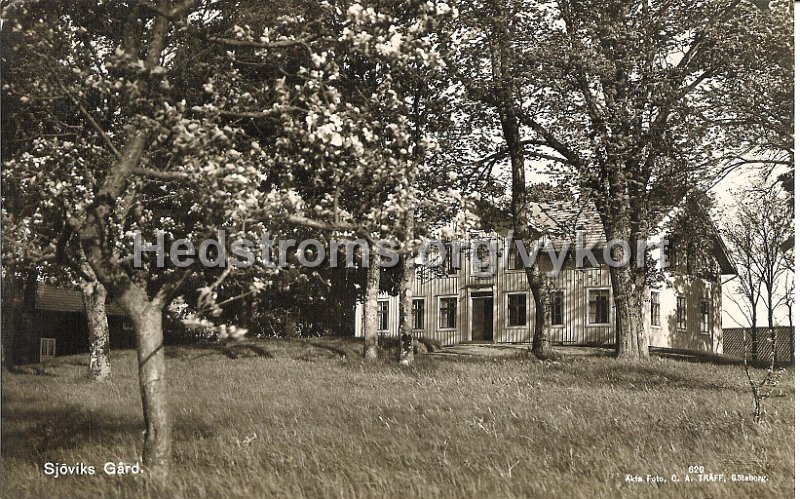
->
[355,201,736,354]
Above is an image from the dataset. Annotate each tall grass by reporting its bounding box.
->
[1,338,794,498]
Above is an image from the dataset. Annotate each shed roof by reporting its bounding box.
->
[35,284,126,316]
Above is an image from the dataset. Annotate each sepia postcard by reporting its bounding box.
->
[0,0,794,497]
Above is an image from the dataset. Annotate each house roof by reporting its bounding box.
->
[524,198,735,275]
[652,197,737,275]
[486,199,605,247]
[534,199,606,247]
[35,284,126,316]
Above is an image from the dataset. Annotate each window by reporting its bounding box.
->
[550,290,564,326]
[508,293,527,327]
[650,292,661,327]
[443,243,459,275]
[412,298,425,330]
[378,300,390,331]
[507,242,526,270]
[472,242,494,276]
[588,289,610,325]
[439,296,457,329]
[676,296,687,330]
[700,300,710,335]
[687,241,699,274]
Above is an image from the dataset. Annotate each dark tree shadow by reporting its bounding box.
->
[165,341,273,361]
[1,393,218,462]
[308,341,350,358]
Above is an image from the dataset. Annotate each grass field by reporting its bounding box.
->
[1,338,794,498]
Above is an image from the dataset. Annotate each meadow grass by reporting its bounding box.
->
[1,338,794,498]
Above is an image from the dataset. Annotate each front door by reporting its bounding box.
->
[471,296,494,341]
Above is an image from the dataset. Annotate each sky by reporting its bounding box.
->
[712,166,794,329]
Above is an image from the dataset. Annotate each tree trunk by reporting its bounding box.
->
[240,296,253,335]
[526,267,551,358]
[284,312,298,338]
[489,24,550,360]
[2,292,17,369]
[80,275,112,382]
[123,288,170,481]
[788,303,793,363]
[601,204,648,360]
[634,276,650,359]
[397,203,416,365]
[21,270,38,364]
[71,2,176,479]
[398,253,415,365]
[362,250,380,360]
[609,265,647,360]
[767,294,776,365]
[750,309,758,361]
[2,272,19,371]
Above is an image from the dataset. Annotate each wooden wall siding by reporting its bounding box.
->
[647,272,723,354]
[545,267,615,345]
[412,270,464,345]
[357,239,614,346]
[355,238,721,350]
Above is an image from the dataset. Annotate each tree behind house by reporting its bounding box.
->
[447,0,792,360]
[724,184,794,422]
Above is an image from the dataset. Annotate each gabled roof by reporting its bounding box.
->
[652,197,737,276]
[534,199,605,247]
[35,284,126,316]
[530,198,735,275]
[486,199,605,247]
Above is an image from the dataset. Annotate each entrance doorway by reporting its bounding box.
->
[471,295,494,342]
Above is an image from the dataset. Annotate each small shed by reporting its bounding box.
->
[5,282,134,364]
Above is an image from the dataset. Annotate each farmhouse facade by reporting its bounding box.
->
[355,201,736,354]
